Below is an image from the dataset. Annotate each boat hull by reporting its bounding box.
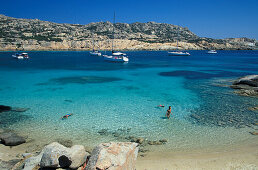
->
[90,52,102,56]
[168,51,190,56]
[103,55,129,62]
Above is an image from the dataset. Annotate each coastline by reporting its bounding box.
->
[1,136,257,169]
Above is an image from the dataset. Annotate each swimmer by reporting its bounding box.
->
[61,113,73,119]
[157,105,165,107]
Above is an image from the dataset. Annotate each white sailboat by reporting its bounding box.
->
[90,33,101,56]
[168,26,190,56]
[103,12,129,62]
[207,50,217,54]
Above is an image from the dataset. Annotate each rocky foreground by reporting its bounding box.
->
[0,141,139,170]
[0,14,257,51]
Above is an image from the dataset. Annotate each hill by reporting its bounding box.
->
[0,15,257,51]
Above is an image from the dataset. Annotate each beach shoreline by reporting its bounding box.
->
[0,136,257,169]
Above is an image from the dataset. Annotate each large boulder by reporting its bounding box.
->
[0,132,26,146]
[39,142,89,169]
[86,142,139,170]
[0,105,11,113]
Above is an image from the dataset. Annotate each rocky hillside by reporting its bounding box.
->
[0,14,257,51]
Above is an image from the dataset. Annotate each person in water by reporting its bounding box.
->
[166,106,172,119]
[61,113,73,119]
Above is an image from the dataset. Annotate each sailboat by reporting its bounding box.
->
[207,50,217,54]
[90,33,101,56]
[168,26,190,56]
[103,12,129,62]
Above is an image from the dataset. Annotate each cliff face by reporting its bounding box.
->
[0,14,257,51]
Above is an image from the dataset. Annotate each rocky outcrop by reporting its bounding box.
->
[0,132,26,146]
[230,75,258,97]
[39,142,89,169]
[86,142,139,170]
[0,105,11,113]
[0,14,257,51]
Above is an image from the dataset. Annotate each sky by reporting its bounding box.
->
[1,0,258,39]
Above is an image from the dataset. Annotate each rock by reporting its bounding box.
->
[40,142,89,169]
[86,142,139,170]
[98,129,108,135]
[159,139,168,143]
[248,106,258,111]
[12,107,30,112]
[0,132,26,146]
[23,152,43,170]
[22,153,32,158]
[190,113,201,120]
[69,145,89,169]
[249,131,258,135]
[233,75,258,87]
[56,139,73,148]
[0,105,11,113]
[136,138,145,144]
[230,75,258,97]
[0,159,21,170]
[148,141,162,145]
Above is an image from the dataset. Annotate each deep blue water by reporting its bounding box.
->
[0,50,257,150]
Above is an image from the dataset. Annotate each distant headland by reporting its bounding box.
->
[0,14,257,51]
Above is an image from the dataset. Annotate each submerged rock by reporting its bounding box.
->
[248,106,258,111]
[0,132,26,146]
[0,105,11,113]
[148,141,162,145]
[231,75,258,97]
[86,142,138,170]
[250,131,258,135]
[12,107,30,112]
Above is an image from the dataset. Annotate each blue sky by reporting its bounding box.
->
[1,0,258,39]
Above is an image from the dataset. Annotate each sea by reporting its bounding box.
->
[0,50,257,152]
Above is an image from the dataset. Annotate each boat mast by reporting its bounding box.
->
[112,12,115,53]
[176,26,179,51]
[92,32,95,52]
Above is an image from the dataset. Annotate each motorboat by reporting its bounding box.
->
[112,51,126,56]
[168,51,190,56]
[207,50,217,54]
[90,50,101,56]
[103,54,129,62]
[12,53,29,59]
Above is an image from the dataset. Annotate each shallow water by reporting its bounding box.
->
[0,50,257,150]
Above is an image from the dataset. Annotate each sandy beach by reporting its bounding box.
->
[0,136,257,169]
[136,138,258,170]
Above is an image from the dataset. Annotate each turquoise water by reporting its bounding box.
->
[0,51,257,151]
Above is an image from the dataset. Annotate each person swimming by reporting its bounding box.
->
[157,105,165,107]
[61,113,73,119]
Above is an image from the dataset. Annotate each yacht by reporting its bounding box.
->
[90,33,101,56]
[12,53,29,59]
[168,51,190,56]
[90,50,101,56]
[103,12,129,62]
[207,50,217,54]
[168,26,190,56]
